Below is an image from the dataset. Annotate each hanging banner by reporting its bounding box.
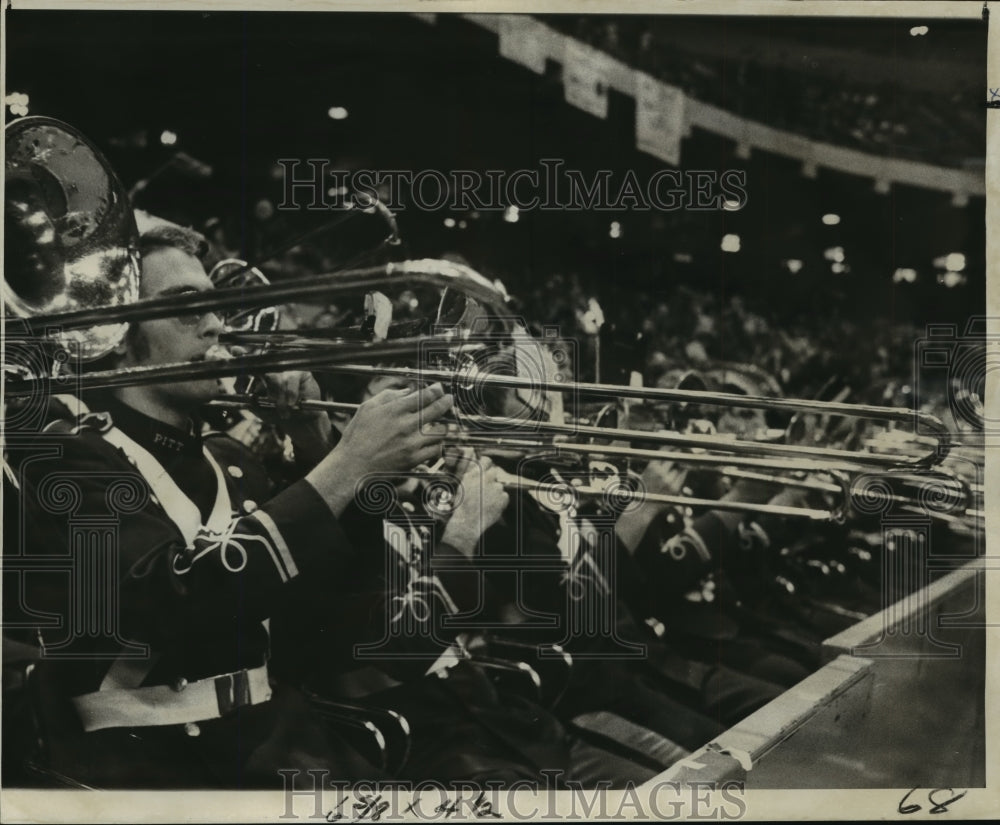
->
[635,72,686,166]
[563,39,610,120]
[498,15,550,75]
[463,14,985,198]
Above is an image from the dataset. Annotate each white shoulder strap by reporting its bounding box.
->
[52,393,91,421]
[54,396,250,695]
[102,426,233,545]
[55,394,233,545]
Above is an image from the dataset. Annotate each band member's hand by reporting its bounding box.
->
[767,485,810,510]
[442,455,509,556]
[260,370,332,460]
[342,383,453,472]
[723,477,776,505]
[640,459,688,499]
[616,457,688,553]
[261,370,323,418]
[306,383,453,515]
[706,475,783,533]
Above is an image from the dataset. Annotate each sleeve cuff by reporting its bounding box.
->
[632,515,714,596]
[690,510,743,568]
[431,541,494,615]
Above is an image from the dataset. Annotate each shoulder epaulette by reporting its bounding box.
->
[42,396,114,436]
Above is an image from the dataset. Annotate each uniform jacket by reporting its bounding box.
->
[4,393,367,787]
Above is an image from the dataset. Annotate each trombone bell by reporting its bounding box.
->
[4,117,140,360]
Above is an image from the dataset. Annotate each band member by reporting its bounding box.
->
[269,371,679,787]
[446,358,790,742]
[618,464,822,687]
[5,224,454,788]
[475,459,787,745]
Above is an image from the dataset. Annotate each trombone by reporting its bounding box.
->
[7,259,511,340]
[6,339,955,474]
[203,395,962,524]
[2,116,961,521]
[285,363,954,469]
[8,284,956,473]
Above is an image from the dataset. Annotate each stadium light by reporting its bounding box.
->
[945,252,966,271]
[721,234,741,253]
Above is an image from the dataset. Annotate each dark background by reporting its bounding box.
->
[4,10,987,330]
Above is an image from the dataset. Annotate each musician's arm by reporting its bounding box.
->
[18,431,354,649]
[628,479,779,598]
[425,459,511,614]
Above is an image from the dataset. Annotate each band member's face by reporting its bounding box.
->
[717,407,767,440]
[126,246,224,406]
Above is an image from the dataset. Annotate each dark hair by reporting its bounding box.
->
[106,225,210,364]
[138,224,209,261]
[316,372,373,405]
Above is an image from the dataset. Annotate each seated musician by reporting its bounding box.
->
[5,225,454,788]
[270,370,671,787]
[617,459,823,688]
[614,368,847,686]
[450,350,793,743]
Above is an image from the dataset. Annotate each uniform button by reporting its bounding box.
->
[242,500,257,513]
[401,501,415,513]
[172,677,188,692]
[184,722,201,737]
[228,465,244,479]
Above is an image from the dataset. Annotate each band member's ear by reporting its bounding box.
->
[119,322,152,363]
[113,332,131,359]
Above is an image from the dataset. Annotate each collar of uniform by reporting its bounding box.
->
[89,393,204,458]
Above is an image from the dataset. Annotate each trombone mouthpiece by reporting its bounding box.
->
[204,344,234,362]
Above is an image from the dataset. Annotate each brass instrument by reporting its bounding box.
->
[9,258,511,344]
[208,258,281,335]
[4,118,968,530]
[278,363,953,469]
[204,394,976,524]
[5,116,140,360]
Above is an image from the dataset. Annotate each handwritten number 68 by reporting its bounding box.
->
[898,788,968,815]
